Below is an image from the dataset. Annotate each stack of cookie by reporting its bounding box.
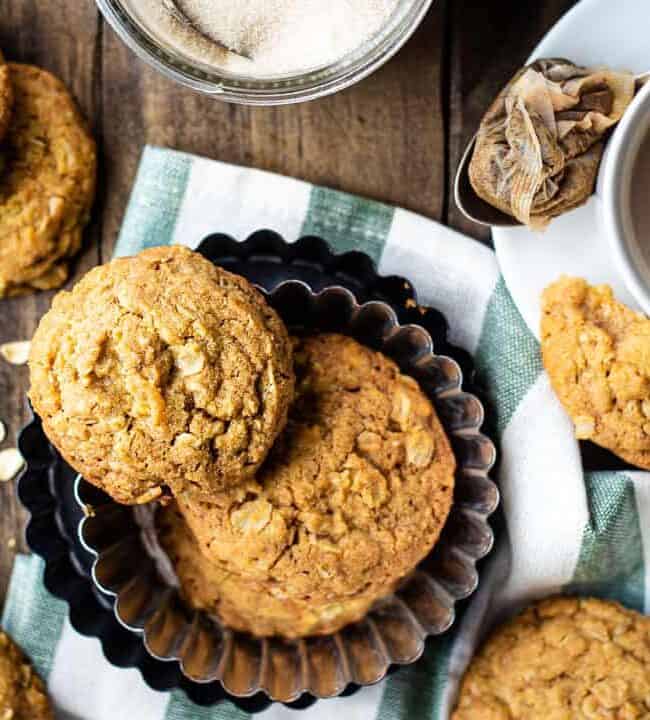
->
[28,245,456,638]
[0,51,96,298]
[159,333,455,637]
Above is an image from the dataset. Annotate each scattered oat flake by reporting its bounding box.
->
[0,420,5,445]
[0,341,31,365]
[134,486,163,504]
[0,448,24,482]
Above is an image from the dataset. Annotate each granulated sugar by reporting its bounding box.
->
[135,0,400,76]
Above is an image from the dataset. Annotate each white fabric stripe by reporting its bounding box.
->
[440,543,510,718]
[260,684,383,720]
[172,157,312,248]
[629,473,650,613]
[379,209,499,354]
[439,374,589,716]
[47,618,170,720]
[492,372,588,611]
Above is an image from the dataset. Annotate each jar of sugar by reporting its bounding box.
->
[95,0,434,104]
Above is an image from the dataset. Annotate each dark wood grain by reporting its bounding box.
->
[0,0,578,605]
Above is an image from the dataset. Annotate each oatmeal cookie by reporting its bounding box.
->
[0,64,96,297]
[0,50,13,144]
[453,596,650,719]
[29,246,294,504]
[541,276,650,468]
[0,630,53,720]
[175,333,455,635]
[158,502,374,638]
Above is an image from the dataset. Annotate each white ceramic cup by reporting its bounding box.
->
[600,79,650,315]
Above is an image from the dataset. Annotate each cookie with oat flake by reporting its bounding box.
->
[0,64,96,297]
[453,596,650,719]
[541,276,650,469]
[29,246,295,505]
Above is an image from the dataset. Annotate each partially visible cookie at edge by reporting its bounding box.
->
[0,629,54,720]
[0,63,96,298]
[29,246,295,504]
[452,596,650,719]
[0,50,13,144]
[541,276,650,468]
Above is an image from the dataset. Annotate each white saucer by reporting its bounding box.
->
[493,0,650,338]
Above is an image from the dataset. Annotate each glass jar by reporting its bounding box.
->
[95,0,435,105]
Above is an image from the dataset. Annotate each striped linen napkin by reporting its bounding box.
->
[5,146,649,720]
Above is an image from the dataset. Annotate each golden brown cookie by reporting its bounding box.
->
[0,51,13,144]
[0,64,96,297]
[0,630,53,720]
[452,596,650,720]
[29,246,295,504]
[172,333,455,637]
[158,502,374,638]
[541,276,650,468]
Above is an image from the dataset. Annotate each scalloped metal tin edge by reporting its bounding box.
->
[14,229,489,710]
[76,279,498,703]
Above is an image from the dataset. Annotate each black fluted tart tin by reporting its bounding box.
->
[18,230,498,709]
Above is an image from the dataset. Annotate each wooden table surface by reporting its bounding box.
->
[0,0,580,604]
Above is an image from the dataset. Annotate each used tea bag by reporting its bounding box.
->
[469,58,636,229]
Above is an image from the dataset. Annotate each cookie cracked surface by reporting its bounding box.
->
[164,333,456,637]
[0,630,53,720]
[541,276,650,468]
[453,596,650,720]
[0,50,13,144]
[0,64,96,297]
[29,246,295,504]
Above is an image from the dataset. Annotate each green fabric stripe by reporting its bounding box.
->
[474,276,543,436]
[2,555,67,681]
[300,187,394,263]
[165,692,249,720]
[566,472,646,612]
[376,635,454,720]
[114,147,192,258]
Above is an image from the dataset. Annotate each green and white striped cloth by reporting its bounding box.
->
[5,146,649,720]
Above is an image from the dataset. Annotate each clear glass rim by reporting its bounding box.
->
[95,0,435,105]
